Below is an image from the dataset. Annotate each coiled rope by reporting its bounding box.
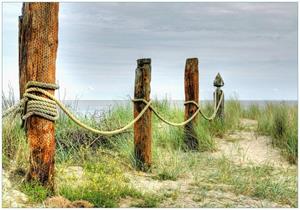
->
[2,81,224,135]
[2,81,59,121]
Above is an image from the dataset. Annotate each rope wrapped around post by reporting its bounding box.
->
[22,81,59,122]
[2,81,152,135]
[132,92,224,127]
[2,81,224,135]
[2,81,59,121]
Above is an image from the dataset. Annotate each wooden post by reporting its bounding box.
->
[184,58,199,150]
[134,58,152,171]
[19,3,59,190]
[213,73,225,120]
[18,15,25,99]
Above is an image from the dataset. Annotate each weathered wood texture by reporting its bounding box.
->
[213,73,225,120]
[214,88,224,120]
[134,58,152,171]
[19,2,59,190]
[19,15,25,99]
[184,58,199,150]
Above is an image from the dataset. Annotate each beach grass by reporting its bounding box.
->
[2,92,298,207]
[243,102,298,164]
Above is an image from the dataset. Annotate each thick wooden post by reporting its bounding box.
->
[134,58,152,171]
[213,73,225,120]
[18,15,25,99]
[19,3,59,190]
[184,58,199,150]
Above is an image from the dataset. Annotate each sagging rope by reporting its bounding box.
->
[198,91,224,121]
[132,91,223,127]
[2,81,224,135]
[3,81,151,135]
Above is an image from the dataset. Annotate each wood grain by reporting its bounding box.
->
[19,2,59,190]
[134,58,152,171]
[184,58,199,150]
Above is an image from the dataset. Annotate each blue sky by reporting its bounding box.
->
[2,2,298,100]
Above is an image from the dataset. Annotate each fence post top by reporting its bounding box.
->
[137,58,151,65]
[214,73,224,87]
[186,58,198,63]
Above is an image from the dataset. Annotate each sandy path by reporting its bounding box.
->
[212,119,293,168]
[120,118,295,207]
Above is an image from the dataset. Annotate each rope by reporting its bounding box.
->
[132,92,224,127]
[198,91,224,121]
[22,81,59,121]
[2,81,224,135]
[2,81,152,135]
[2,81,60,126]
[2,98,26,119]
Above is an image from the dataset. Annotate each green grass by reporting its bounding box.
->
[2,90,298,207]
[153,149,187,181]
[242,104,260,120]
[224,97,242,130]
[192,156,297,207]
[20,181,53,203]
[240,101,298,164]
[132,194,163,207]
[2,117,28,169]
[56,149,140,207]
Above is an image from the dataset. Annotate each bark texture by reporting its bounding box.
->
[184,58,199,150]
[134,58,152,171]
[19,15,25,99]
[19,2,59,190]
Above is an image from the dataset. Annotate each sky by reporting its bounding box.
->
[2,2,298,100]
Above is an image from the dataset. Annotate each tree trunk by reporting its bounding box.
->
[19,2,59,191]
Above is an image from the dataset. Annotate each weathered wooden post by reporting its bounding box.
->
[19,15,25,99]
[213,73,225,120]
[184,58,199,150]
[19,3,59,190]
[134,58,152,171]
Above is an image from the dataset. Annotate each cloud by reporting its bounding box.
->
[2,2,298,100]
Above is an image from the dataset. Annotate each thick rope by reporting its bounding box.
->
[2,81,224,135]
[2,81,152,135]
[132,92,224,127]
[132,99,200,126]
[22,81,60,121]
[2,81,60,126]
[198,91,224,121]
[2,98,26,119]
